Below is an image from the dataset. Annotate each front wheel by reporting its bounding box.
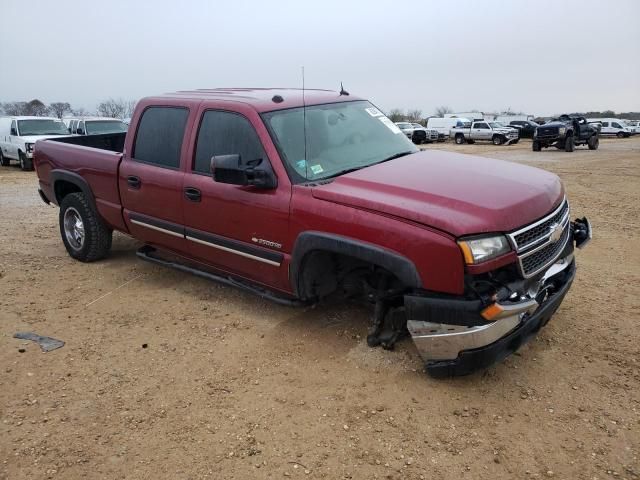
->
[59,192,112,262]
[588,136,599,150]
[492,135,503,145]
[532,140,541,151]
[616,131,624,138]
[564,135,575,152]
[0,150,9,167]
[454,134,465,145]
[19,152,33,171]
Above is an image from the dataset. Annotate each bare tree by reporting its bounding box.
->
[25,99,49,116]
[124,99,137,118]
[97,98,127,118]
[387,108,405,122]
[49,102,72,119]
[406,109,423,123]
[72,107,89,117]
[434,106,453,117]
[1,102,28,116]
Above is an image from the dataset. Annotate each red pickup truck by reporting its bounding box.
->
[34,88,591,377]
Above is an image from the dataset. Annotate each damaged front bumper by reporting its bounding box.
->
[406,217,591,377]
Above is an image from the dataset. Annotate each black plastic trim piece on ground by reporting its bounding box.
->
[426,261,576,378]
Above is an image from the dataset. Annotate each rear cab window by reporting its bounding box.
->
[133,107,189,168]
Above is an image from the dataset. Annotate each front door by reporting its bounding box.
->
[474,122,491,140]
[119,105,191,254]
[182,107,292,291]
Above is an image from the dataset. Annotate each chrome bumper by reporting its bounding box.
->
[407,254,574,363]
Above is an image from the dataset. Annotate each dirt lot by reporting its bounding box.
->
[1,137,639,480]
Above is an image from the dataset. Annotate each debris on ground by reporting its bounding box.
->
[13,332,65,352]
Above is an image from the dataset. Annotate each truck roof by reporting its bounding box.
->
[0,116,61,121]
[154,88,363,112]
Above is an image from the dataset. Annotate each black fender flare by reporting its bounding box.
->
[289,231,422,298]
[50,170,96,209]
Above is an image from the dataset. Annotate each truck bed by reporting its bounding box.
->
[34,133,127,232]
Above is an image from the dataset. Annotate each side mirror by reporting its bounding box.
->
[76,128,84,135]
[10,128,17,136]
[211,154,276,190]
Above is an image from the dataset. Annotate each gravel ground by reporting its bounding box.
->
[1,137,639,480]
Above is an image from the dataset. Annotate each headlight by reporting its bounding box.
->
[458,235,511,264]
[25,143,34,153]
[558,127,566,136]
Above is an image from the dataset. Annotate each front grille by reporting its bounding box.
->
[519,225,570,277]
[512,200,569,251]
[537,127,559,137]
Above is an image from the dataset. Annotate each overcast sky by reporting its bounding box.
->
[1,0,639,116]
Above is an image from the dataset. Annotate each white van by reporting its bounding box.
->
[445,112,485,121]
[67,117,128,135]
[587,118,633,138]
[0,116,69,170]
[427,117,472,137]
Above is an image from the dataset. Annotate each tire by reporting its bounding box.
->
[59,192,112,262]
[616,131,624,138]
[564,135,575,152]
[588,136,599,150]
[19,152,33,171]
[455,134,465,145]
[532,140,541,151]
[0,150,9,167]
[492,135,503,145]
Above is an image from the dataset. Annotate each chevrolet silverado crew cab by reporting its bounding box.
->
[533,115,599,152]
[0,116,69,170]
[34,88,591,377]
[450,120,519,145]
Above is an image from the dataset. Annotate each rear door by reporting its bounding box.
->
[181,105,292,291]
[119,104,193,254]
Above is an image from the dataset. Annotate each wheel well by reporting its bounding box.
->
[297,250,405,302]
[54,180,82,204]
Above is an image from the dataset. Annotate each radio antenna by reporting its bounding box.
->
[302,66,308,181]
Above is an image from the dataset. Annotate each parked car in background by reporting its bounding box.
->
[533,115,599,152]
[67,117,129,135]
[445,112,485,121]
[450,120,519,145]
[410,123,439,144]
[508,120,540,138]
[625,120,639,133]
[427,117,472,138]
[494,115,534,124]
[394,122,416,139]
[587,118,633,137]
[33,87,592,377]
[0,116,69,170]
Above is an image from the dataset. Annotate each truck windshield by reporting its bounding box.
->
[262,101,417,183]
[17,119,68,136]
[85,120,128,135]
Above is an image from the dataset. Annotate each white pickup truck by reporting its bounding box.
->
[450,120,519,145]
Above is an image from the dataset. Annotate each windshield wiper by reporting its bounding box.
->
[374,150,414,165]
[321,166,366,180]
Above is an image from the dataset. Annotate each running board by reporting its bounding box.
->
[136,246,303,307]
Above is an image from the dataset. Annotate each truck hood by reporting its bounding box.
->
[311,150,563,237]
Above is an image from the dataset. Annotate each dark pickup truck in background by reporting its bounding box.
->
[533,114,599,152]
[34,88,592,377]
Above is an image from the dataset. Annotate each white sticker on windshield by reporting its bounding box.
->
[379,117,402,134]
[310,164,324,175]
[365,107,383,117]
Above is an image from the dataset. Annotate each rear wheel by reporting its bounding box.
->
[492,135,503,145]
[59,192,112,262]
[564,135,575,152]
[0,150,9,167]
[588,136,599,150]
[532,140,541,151]
[454,134,465,145]
[19,152,33,171]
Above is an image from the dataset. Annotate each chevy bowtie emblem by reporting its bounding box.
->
[548,223,562,243]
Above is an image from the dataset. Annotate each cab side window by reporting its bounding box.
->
[133,107,189,169]
[602,122,609,127]
[193,111,267,175]
[475,122,489,129]
[612,122,622,128]
[10,121,17,135]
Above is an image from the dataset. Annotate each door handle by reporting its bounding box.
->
[127,175,141,189]
[184,187,201,202]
